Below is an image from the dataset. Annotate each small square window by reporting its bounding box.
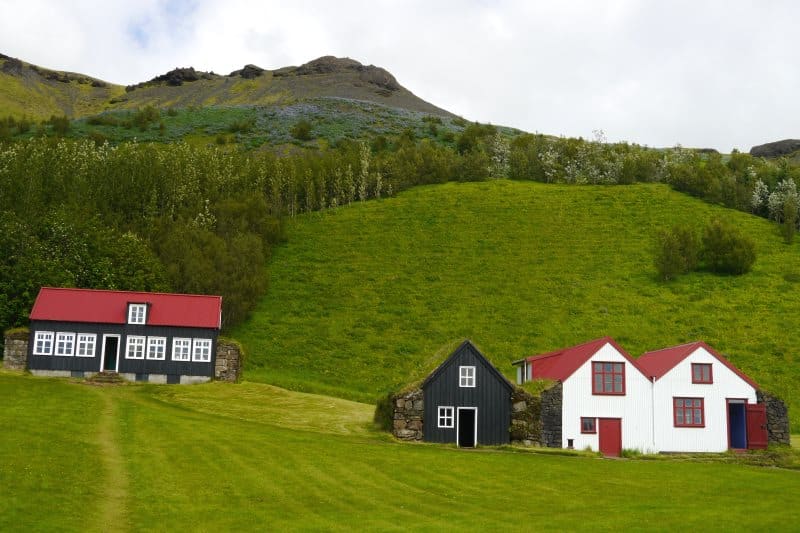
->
[438,406,454,428]
[459,366,475,388]
[33,331,54,355]
[125,336,146,359]
[674,397,704,427]
[128,303,147,325]
[581,417,596,434]
[172,338,192,361]
[592,361,625,395]
[76,334,96,357]
[146,337,166,360]
[55,333,75,356]
[691,363,713,384]
[192,339,212,362]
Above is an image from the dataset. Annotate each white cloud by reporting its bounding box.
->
[1,0,798,150]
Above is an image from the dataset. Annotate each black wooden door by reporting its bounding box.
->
[458,409,476,447]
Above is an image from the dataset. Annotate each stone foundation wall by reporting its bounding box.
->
[540,382,563,447]
[510,387,542,445]
[3,330,29,370]
[215,339,242,382]
[757,390,790,445]
[391,389,423,440]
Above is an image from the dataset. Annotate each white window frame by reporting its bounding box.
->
[192,338,212,362]
[438,406,454,428]
[172,338,192,361]
[459,366,476,388]
[128,303,147,325]
[76,333,97,357]
[125,335,146,359]
[54,332,75,356]
[33,331,54,355]
[146,336,166,360]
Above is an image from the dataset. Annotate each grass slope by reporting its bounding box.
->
[235,181,800,425]
[1,372,798,531]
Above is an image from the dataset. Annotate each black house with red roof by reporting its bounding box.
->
[27,287,222,384]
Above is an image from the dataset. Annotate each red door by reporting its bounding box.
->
[598,418,622,457]
[746,404,768,450]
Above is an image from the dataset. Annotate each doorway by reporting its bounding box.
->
[457,407,477,448]
[727,400,747,449]
[101,335,120,372]
[598,418,622,457]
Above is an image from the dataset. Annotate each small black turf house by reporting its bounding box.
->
[422,340,514,447]
[27,287,222,384]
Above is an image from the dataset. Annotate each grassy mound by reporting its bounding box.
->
[234,180,800,425]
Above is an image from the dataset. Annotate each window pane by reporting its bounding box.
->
[614,363,623,373]
[594,375,602,392]
[594,362,602,372]
[604,375,613,391]
[604,363,613,372]
[694,410,702,424]
[614,381,622,393]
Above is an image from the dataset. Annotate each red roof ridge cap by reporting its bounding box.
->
[39,286,222,299]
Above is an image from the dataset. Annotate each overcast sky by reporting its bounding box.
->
[1,0,797,151]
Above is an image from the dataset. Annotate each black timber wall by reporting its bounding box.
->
[28,320,218,377]
[423,343,512,445]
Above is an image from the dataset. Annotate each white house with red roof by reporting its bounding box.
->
[638,341,765,453]
[27,287,222,384]
[515,338,769,455]
[514,337,655,455]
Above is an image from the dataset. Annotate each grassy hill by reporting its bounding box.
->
[0,54,450,121]
[234,180,800,425]
[2,372,797,531]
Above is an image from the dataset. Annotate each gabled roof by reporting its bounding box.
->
[29,287,222,329]
[516,337,647,382]
[638,341,758,388]
[422,340,514,391]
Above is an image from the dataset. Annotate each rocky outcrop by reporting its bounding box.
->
[288,56,401,92]
[749,139,800,158]
[127,67,219,91]
[229,64,266,79]
[757,390,790,445]
[510,387,542,445]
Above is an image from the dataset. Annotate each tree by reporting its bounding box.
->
[654,225,700,281]
[782,195,798,244]
[701,218,756,275]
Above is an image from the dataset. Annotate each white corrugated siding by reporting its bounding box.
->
[653,347,756,452]
[561,343,655,453]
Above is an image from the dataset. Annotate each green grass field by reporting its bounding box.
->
[234,180,800,426]
[1,372,798,532]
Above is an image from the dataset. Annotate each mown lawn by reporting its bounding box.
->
[234,180,800,425]
[0,373,798,532]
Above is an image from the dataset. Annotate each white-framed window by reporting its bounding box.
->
[54,332,75,356]
[172,338,191,361]
[192,338,212,362]
[128,303,147,325]
[146,337,166,360]
[76,334,97,357]
[33,331,54,355]
[125,335,146,359]
[459,366,476,388]
[438,406,454,428]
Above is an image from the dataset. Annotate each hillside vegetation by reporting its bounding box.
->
[235,180,800,425]
[1,372,798,531]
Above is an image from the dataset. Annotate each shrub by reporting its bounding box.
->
[48,115,70,135]
[782,196,798,244]
[228,118,254,133]
[290,119,313,141]
[373,392,395,431]
[701,218,756,275]
[654,225,700,281]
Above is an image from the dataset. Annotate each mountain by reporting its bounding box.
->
[0,53,453,120]
[750,139,800,159]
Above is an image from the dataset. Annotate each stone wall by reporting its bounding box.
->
[757,390,790,445]
[391,388,424,440]
[510,387,542,445]
[3,330,29,371]
[215,339,242,382]
[540,382,563,448]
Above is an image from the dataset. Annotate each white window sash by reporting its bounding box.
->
[172,338,191,361]
[54,333,75,356]
[76,334,96,357]
[438,406,454,428]
[146,337,166,360]
[192,339,212,362]
[128,304,147,324]
[459,366,476,388]
[125,336,146,359]
[33,331,54,355]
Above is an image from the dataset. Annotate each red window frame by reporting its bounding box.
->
[691,363,713,384]
[592,361,625,395]
[580,417,596,434]
[674,397,704,427]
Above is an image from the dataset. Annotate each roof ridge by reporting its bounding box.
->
[640,341,702,357]
[40,286,221,299]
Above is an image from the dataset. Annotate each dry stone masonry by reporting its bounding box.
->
[2,330,28,370]
[510,387,542,445]
[540,382,563,448]
[391,389,424,441]
[757,390,791,445]
[214,339,242,382]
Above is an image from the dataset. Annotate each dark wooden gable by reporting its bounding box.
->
[422,340,513,445]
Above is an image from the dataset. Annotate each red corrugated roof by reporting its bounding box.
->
[638,341,758,388]
[29,287,222,329]
[524,337,647,381]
